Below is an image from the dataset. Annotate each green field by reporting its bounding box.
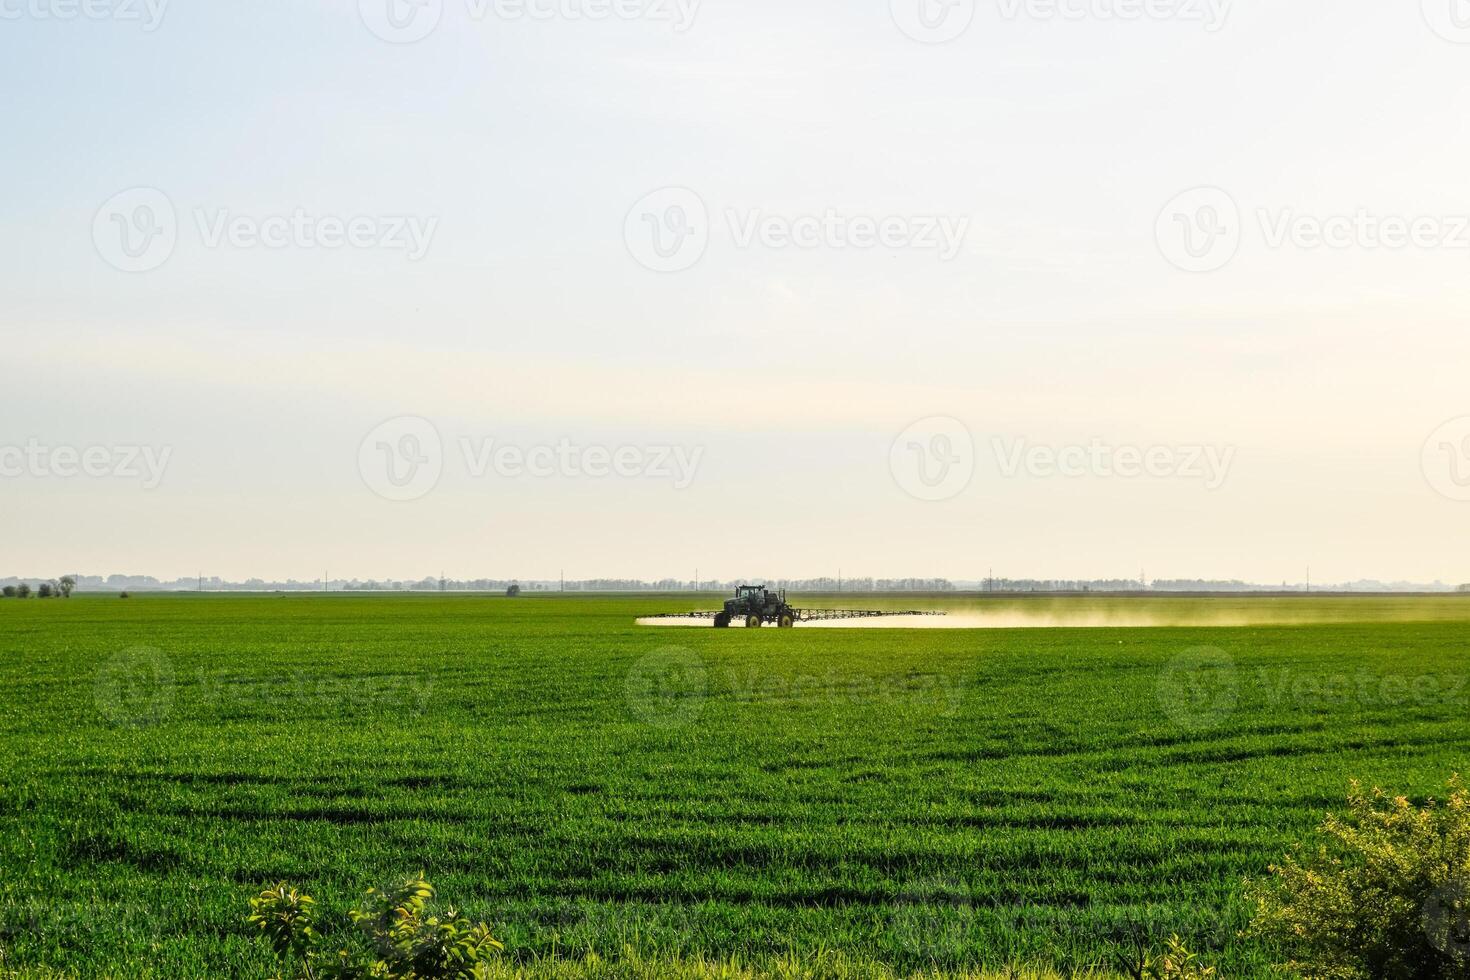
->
[3,593,1470,977]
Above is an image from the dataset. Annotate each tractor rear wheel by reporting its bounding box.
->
[714,613,730,628]
[745,615,762,628]
[778,614,795,628]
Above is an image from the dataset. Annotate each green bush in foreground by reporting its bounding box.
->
[1249,777,1470,979]
[468,949,1118,979]
[244,877,1216,980]
[1111,935,1216,980]
[249,874,504,979]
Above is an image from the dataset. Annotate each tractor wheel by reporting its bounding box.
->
[745,615,762,629]
[714,613,730,629]
[778,614,795,629]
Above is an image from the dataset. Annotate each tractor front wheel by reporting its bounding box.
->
[714,613,730,629]
[778,614,795,629]
[745,615,762,629]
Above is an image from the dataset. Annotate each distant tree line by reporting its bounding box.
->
[1,576,74,599]
[7,574,1467,595]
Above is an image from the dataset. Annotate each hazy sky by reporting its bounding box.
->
[5,0,1470,584]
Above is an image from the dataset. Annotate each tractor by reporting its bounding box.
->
[656,586,945,628]
[715,585,797,629]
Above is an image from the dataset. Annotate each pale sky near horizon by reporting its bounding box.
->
[5,0,1470,584]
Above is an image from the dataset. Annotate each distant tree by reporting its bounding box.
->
[0,586,14,598]
[36,583,54,599]
[506,584,521,597]
[119,591,130,599]
[58,576,76,598]
[16,584,31,599]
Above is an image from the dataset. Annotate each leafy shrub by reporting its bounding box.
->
[249,874,503,979]
[0,586,14,598]
[1249,777,1470,979]
[119,591,130,599]
[15,584,30,599]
